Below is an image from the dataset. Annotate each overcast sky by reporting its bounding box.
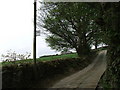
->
[0,0,60,61]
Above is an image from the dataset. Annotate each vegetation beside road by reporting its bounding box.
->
[1,53,78,66]
[2,51,96,88]
[39,53,78,61]
[2,1,120,88]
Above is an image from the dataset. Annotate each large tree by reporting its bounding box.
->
[39,2,99,56]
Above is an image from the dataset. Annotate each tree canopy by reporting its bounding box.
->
[39,2,103,56]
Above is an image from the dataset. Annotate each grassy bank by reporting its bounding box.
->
[2,53,78,66]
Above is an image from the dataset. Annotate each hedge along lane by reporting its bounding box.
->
[2,52,96,88]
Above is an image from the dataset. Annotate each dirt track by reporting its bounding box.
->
[51,50,107,89]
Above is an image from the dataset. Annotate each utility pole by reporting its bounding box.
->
[33,0,38,80]
[33,0,37,65]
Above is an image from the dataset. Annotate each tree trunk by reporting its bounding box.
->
[95,39,98,49]
[76,30,90,57]
[76,44,90,57]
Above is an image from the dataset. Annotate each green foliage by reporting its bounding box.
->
[2,53,78,66]
[96,2,120,88]
[2,53,95,88]
[46,35,73,51]
[39,2,100,56]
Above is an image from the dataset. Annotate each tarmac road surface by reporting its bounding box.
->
[51,50,107,89]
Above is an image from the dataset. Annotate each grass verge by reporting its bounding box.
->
[2,53,78,66]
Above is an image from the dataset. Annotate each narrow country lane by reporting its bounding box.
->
[51,50,107,89]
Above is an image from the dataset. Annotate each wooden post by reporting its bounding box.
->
[33,0,37,65]
[33,0,37,80]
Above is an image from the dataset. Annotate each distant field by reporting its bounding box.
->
[39,53,78,61]
[1,53,78,66]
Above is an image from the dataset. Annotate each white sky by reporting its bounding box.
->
[0,0,60,61]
